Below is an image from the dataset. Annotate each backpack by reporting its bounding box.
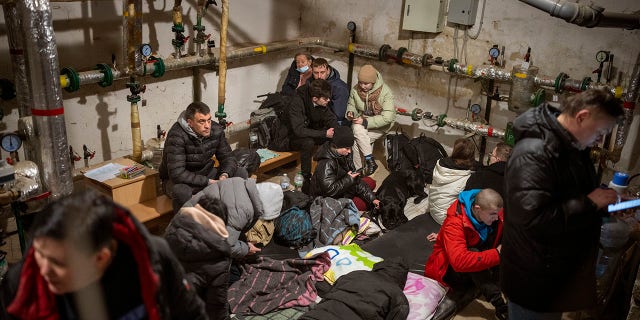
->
[384,128,411,172]
[274,206,317,248]
[231,148,261,175]
[402,134,447,184]
[250,93,292,151]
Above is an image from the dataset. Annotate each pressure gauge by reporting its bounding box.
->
[140,43,153,58]
[489,46,500,59]
[596,50,609,63]
[347,21,357,32]
[1,133,22,153]
[470,103,482,114]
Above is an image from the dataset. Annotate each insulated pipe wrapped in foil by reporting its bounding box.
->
[534,76,556,88]
[470,65,512,81]
[443,118,505,139]
[348,43,380,60]
[4,3,31,118]
[13,160,42,201]
[18,0,73,200]
[614,55,640,153]
[17,116,37,162]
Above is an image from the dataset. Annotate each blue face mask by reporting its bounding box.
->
[297,65,309,73]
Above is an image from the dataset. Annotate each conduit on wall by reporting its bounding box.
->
[17,0,73,200]
[518,0,640,29]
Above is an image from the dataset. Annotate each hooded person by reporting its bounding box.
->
[281,53,314,96]
[310,126,380,211]
[346,64,396,176]
[160,101,248,212]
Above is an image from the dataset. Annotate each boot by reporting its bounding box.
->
[494,303,508,320]
[364,156,378,176]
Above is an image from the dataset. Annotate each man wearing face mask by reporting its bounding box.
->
[501,89,623,319]
[281,53,314,96]
[311,58,350,126]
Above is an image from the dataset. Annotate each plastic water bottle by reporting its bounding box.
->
[280,173,290,190]
[249,129,259,150]
[294,172,305,192]
[608,171,629,195]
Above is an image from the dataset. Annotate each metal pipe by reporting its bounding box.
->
[612,53,640,159]
[130,102,142,161]
[123,0,143,75]
[216,0,229,125]
[442,118,505,139]
[18,0,73,200]
[518,0,639,29]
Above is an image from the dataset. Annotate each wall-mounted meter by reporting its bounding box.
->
[402,0,446,33]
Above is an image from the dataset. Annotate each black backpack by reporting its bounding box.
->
[402,134,447,184]
[274,206,317,249]
[250,93,292,151]
[384,128,411,172]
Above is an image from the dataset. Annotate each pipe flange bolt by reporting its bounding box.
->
[448,59,458,73]
[151,57,165,78]
[396,47,408,65]
[437,114,447,127]
[411,108,423,121]
[554,72,569,93]
[379,44,391,62]
[61,67,80,92]
[95,63,113,87]
[422,53,434,67]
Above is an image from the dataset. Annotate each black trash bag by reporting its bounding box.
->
[231,148,261,176]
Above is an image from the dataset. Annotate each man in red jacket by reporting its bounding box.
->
[424,188,507,320]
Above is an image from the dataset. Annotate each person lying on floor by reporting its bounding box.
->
[424,188,508,320]
[310,126,380,211]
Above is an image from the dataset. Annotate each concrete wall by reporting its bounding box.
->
[0,0,639,176]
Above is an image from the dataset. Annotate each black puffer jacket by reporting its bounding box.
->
[464,161,506,198]
[160,111,237,188]
[300,258,410,320]
[288,84,338,139]
[501,103,602,312]
[310,142,375,205]
[165,210,232,320]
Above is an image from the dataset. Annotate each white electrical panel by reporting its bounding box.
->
[402,0,447,33]
[448,0,479,26]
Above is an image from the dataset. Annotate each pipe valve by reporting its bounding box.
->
[83,145,95,160]
[126,77,146,103]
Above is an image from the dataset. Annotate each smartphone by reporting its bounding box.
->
[608,198,640,213]
[354,167,364,175]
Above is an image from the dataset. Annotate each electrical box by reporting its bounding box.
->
[448,0,479,26]
[402,0,447,33]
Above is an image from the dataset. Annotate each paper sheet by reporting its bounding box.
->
[84,163,126,182]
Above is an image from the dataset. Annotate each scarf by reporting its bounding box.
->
[8,206,161,320]
[458,189,492,242]
[356,85,383,116]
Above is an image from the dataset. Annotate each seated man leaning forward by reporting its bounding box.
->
[424,188,508,320]
[160,101,247,211]
[0,190,207,320]
[310,126,380,211]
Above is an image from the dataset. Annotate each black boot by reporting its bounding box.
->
[364,156,378,176]
[490,296,508,320]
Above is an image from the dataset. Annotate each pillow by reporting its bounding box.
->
[404,272,448,320]
[305,243,383,284]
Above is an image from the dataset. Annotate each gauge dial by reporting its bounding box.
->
[489,47,500,59]
[347,21,356,31]
[596,50,609,63]
[1,133,22,153]
[470,104,482,114]
[140,43,153,58]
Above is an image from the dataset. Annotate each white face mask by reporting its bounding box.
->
[297,65,309,73]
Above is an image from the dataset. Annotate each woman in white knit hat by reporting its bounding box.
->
[346,64,396,176]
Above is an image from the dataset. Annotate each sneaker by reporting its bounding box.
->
[364,157,378,176]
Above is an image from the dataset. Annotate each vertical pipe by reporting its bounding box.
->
[124,0,143,75]
[613,53,640,160]
[4,3,37,162]
[217,0,229,124]
[131,102,142,162]
[18,0,73,200]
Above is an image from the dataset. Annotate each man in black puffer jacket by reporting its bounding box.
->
[310,126,379,210]
[501,89,623,318]
[160,101,247,211]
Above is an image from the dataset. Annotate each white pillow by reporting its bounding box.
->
[404,272,448,320]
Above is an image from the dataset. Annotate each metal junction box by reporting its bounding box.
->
[402,0,447,33]
[448,0,479,26]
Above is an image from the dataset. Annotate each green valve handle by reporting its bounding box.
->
[436,114,447,127]
[151,57,165,78]
[215,103,227,126]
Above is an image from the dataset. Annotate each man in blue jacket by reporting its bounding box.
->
[311,58,350,126]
